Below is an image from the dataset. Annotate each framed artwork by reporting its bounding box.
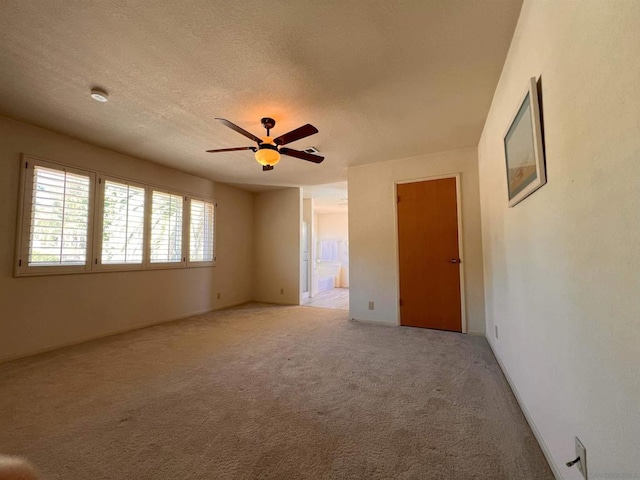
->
[503,76,546,207]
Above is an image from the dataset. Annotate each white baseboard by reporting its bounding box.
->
[486,339,563,480]
[349,317,397,327]
[466,330,485,336]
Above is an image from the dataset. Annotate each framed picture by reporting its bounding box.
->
[503,76,546,207]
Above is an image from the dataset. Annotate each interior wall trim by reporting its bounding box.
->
[349,318,397,327]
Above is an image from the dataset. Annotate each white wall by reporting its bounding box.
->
[348,147,485,333]
[0,116,254,361]
[253,188,301,305]
[317,213,349,287]
[478,1,640,478]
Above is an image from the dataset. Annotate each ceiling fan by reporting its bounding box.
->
[206,117,324,171]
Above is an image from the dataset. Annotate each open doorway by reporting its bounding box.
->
[300,182,348,311]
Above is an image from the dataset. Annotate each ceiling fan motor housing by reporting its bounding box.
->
[258,142,278,152]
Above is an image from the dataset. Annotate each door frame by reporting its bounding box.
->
[393,173,467,333]
[301,221,310,300]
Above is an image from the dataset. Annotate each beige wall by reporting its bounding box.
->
[0,117,253,361]
[478,1,640,477]
[253,188,301,305]
[211,182,254,309]
[348,147,485,333]
[317,213,349,287]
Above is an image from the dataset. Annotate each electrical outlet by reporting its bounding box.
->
[216,293,221,300]
[576,437,587,479]
[368,301,374,310]
[280,288,284,295]
[495,325,499,339]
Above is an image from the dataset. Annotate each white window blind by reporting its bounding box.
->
[28,165,91,266]
[189,199,215,262]
[101,180,145,264]
[150,191,183,263]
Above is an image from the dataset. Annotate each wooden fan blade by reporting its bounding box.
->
[215,118,263,143]
[279,147,324,164]
[206,146,256,153]
[273,124,318,146]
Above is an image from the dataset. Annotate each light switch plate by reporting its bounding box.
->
[576,437,587,479]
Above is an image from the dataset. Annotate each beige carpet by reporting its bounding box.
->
[0,304,553,479]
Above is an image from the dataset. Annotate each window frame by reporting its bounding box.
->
[14,155,218,277]
[93,175,149,271]
[145,188,188,269]
[15,155,96,276]
[186,195,217,268]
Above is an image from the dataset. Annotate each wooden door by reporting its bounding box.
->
[397,178,462,332]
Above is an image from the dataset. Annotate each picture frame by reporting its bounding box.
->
[503,76,546,207]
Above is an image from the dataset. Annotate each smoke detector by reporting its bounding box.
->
[303,146,320,154]
[90,88,109,103]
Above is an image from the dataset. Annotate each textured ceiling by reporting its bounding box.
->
[0,0,522,191]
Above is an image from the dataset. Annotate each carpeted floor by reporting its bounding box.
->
[0,304,553,479]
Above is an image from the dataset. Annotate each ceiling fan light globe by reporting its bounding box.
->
[255,148,280,166]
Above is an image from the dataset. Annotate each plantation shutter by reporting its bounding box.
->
[28,165,91,266]
[189,199,215,262]
[150,191,183,263]
[101,180,145,264]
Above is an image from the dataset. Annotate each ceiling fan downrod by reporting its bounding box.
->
[261,117,276,137]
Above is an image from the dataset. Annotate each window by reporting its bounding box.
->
[150,191,184,264]
[16,156,216,276]
[100,179,145,265]
[16,160,94,274]
[189,199,215,263]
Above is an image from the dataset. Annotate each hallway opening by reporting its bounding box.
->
[301,182,349,311]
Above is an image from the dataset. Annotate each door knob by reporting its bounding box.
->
[449,258,461,264]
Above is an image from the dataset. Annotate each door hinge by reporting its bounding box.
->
[95,259,98,265]
[99,177,102,184]
[25,162,28,169]
[18,259,22,267]
[399,298,403,306]
[397,195,400,203]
